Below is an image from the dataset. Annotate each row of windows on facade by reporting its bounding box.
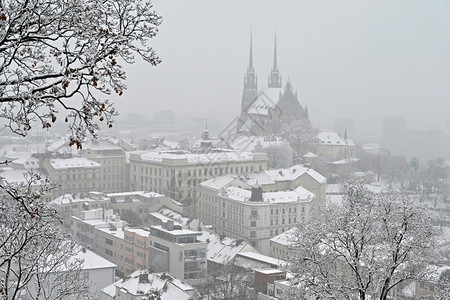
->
[132,164,264,177]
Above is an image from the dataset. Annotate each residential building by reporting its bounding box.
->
[197,165,326,253]
[269,227,297,260]
[129,149,268,216]
[25,246,116,300]
[42,156,101,198]
[53,190,183,226]
[81,139,129,192]
[101,270,200,300]
[149,220,207,280]
[70,209,150,278]
[316,131,356,160]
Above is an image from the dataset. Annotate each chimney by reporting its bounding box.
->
[249,185,263,202]
[138,273,149,283]
[166,220,174,231]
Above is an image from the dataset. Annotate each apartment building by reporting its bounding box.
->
[53,190,183,226]
[70,209,150,278]
[81,139,129,192]
[101,270,200,300]
[129,149,268,216]
[197,165,326,254]
[149,220,207,280]
[43,156,101,198]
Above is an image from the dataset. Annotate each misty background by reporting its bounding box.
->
[110,0,450,142]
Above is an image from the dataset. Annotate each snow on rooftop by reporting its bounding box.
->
[222,186,315,204]
[230,135,286,152]
[104,270,194,299]
[318,131,347,145]
[235,252,287,270]
[48,157,100,169]
[246,89,281,116]
[74,247,117,270]
[197,231,253,265]
[199,175,236,190]
[106,191,165,198]
[136,149,256,164]
[265,164,326,183]
[152,225,201,236]
[270,227,298,246]
[157,208,190,227]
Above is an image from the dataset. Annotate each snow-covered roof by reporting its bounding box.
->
[221,185,315,204]
[48,157,101,169]
[318,131,354,147]
[134,149,257,164]
[246,89,281,116]
[302,152,317,158]
[197,231,255,265]
[270,227,298,246]
[230,135,287,153]
[327,157,359,165]
[11,155,40,169]
[199,175,237,190]
[265,165,326,183]
[234,252,286,270]
[74,247,117,270]
[103,270,195,299]
[152,225,201,237]
[107,191,165,199]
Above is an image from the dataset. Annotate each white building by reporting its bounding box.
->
[101,269,200,300]
[128,149,268,215]
[25,246,116,300]
[197,165,326,254]
[42,156,101,197]
[149,221,207,280]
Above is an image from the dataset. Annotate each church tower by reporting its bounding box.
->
[241,34,258,113]
[268,33,281,88]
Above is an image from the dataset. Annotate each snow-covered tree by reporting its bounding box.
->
[288,181,439,300]
[0,174,93,299]
[0,0,161,146]
[0,0,161,297]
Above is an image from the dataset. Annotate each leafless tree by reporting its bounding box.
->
[288,181,440,300]
[0,0,161,298]
[0,174,94,299]
[0,0,161,146]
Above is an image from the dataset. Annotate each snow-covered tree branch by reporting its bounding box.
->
[0,0,161,146]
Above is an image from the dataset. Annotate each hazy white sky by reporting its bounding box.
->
[112,0,450,133]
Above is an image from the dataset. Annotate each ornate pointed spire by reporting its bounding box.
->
[268,31,281,88]
[244,31,257,90]
[273,32,278,70]
[248,32,254,71]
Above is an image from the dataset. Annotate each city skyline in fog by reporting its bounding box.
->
[111,0,450,137]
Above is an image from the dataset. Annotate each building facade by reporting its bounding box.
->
[129,149,268,216]
[197,165,326,254]
[148,220,207,280]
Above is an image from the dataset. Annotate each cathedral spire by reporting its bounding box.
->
[248,32,254,71]
[268,32,281,88]
[244,32,257,90]
[273,32,278,70]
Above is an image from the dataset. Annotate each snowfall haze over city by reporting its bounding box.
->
[1,1,450,299]
[114,0,450,138]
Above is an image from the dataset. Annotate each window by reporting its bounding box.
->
[105,238,113,246]
[250,231,256,238]
[137,251,146,259]
[105,249,113,256]
[250,221,256,227]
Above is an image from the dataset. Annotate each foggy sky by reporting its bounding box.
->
[112,0,450,135]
